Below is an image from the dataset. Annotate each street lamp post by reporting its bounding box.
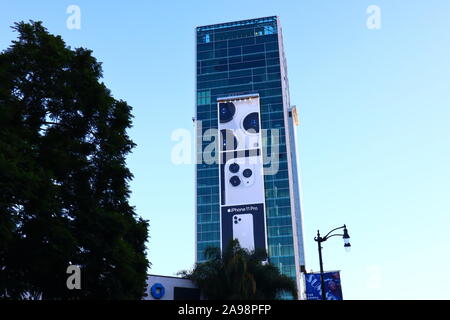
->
[314,224,351,300]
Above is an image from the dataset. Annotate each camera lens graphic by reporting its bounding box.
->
[242,112,260,133]
[229,175,241,187]
[242,168,253,178]
[229,163,240,173]
[220,129,238,151]
[219,102,236,123]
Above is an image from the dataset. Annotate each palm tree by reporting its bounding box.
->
[178,239,298,300]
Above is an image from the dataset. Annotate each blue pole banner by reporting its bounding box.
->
[305,271,343,300]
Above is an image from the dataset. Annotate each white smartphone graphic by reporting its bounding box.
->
[224,156,264,206]
[232,214,254,251]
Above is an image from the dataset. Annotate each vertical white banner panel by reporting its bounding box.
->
[217,94,267,253]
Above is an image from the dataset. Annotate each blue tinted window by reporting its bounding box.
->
[228,47,242,56]
[229,37,255,47]
[198,42,213,52]
[243,44,265,54]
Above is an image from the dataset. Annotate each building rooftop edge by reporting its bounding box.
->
[196,16,278,32]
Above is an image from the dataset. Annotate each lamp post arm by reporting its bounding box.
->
[323,233,344,241]
[323,225,346,240]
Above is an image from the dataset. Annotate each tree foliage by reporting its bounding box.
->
[0,21,149,299]
[179,240,298,300]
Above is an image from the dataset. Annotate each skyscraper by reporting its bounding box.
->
[195,16,306,298]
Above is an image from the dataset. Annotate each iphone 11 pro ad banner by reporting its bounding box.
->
[217,94,267,252]
[221,204,266,251]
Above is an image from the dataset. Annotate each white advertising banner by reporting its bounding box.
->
[217,94,267,252]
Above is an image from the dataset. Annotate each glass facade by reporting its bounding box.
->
[195,17,303,290]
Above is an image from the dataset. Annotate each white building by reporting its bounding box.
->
[144,275,201,300]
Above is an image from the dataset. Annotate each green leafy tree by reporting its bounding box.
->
[0,21,149,299]
[179,240,298,300]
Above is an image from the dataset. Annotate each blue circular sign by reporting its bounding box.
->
[150,283,165,299]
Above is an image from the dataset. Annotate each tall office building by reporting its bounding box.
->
[195,16,306,298]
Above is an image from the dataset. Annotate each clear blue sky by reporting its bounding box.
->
[1,1,449,300]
